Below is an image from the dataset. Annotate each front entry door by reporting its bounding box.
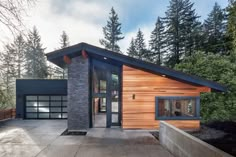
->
[92,60,121,128]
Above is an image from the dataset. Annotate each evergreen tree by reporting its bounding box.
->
[127,38,137,57]
[0,34,26,108]
[164,0,185,67]
[59,31,69,78]
[227,0,236,49]
[25,26,47,78]
[60,31,70,48]
[164,0,200,67]
[203,2,227,54]
[49,30,70,79]
[182,1,201,56]
[135,29,146,60]
[10,34,26,78]
[0,44,16,107]
[100,7,124,53]
[192,23,205,52]
[149,17,166,65]
[127,29,146,60]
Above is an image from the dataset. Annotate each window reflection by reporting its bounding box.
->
[25,95,67,119]
[100,80,106,93]
[158,98,196,117]
[93,67,107,94]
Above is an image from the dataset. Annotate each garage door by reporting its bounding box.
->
[25,95,67,119]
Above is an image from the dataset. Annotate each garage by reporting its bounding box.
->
[16,79,67,119]
[25,95,67,119]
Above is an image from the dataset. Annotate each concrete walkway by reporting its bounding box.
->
[0,120,174,157]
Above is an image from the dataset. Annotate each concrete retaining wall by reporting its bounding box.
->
[159,121,233,157]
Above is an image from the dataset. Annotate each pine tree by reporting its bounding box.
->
[182,0,201,56]
[149,17,166,65]
[127,38,137,57]
[50,30,70,79]
[100,7,124,53]
[192,23,205,52]
[0,44,16,107]
[10,34,26,78]
[59,31,69,78]
[25,26,48,78]
[60,31,70,48]
[227,0,236,49]
[127,29,146,60]
[164,0,200,67]
[203,2,226,54]
[0,35,26,108]
[135,29,146,60]
[164,0,185,67]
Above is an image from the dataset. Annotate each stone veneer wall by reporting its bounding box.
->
[67,56,89,131]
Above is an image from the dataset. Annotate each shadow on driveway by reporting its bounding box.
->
[0,120,174,157]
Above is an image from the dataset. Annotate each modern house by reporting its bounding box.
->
[16,42,227,131]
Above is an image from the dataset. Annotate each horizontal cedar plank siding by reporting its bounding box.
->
[123,120,200,130]
[122,65,209,130]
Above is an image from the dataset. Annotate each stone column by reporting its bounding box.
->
[67,56,89,131]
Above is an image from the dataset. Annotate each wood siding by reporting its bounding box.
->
[122,65,210,129]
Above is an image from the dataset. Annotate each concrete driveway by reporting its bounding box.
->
[0,119,174,157]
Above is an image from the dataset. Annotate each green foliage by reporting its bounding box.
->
[48,30,70,79]
[227,0,236,49]
[203,2,229,54]
[149,17,166,65]
[11,34,27,79]
[127,29,149,61]
[134,29,146,59]
[0,87,14,109]
[127,38,136,57]
[25,26,48,78]
[0,44,16,109]
[164,0,200,67]
[175,51,236,122]
[100,7,124,53]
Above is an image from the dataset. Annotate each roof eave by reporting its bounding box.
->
[45,42,228,92]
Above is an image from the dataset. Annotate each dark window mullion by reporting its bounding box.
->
[49,95,51,119]
[61,96,63,119]
[37,96,39,118]
[26,95,67,119]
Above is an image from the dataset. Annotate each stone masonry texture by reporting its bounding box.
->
[67,56,89,131]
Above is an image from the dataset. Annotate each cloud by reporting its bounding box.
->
[120,23,154,53]
[49,0,109,24]
[22,0,111,52]
[0,0,229,53]
[20,0,156,53]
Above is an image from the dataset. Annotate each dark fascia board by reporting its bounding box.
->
[46,42,227,92]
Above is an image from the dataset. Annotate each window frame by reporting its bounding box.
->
[155,96,200,120]
[25,95,67,119]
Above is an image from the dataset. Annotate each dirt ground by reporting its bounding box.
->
[190,121,236,157]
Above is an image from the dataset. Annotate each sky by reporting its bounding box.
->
[0,0,229,53]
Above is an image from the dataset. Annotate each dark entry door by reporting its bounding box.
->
[92,60,121,128]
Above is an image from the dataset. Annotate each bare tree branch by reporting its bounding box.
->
[0,0,36,36]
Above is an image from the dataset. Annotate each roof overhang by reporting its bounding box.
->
[46,42,227,92]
